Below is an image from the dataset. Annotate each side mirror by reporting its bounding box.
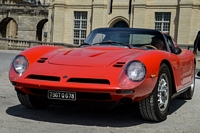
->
[171,47,182,54]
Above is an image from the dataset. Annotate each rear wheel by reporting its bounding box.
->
[17,92,49,109]
[139,64,172,122]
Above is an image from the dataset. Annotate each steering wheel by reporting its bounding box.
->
[141,45,157,50]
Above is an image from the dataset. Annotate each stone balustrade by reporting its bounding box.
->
[0,38,75,50]
[0,37,193,51]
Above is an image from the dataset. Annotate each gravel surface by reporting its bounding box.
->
[0,50,200,133]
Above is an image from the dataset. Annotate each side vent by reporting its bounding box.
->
[37,58,48,63]
[113,62,125,68]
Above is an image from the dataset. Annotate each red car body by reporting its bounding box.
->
[9,28,195,122]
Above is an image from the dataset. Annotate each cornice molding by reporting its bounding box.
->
[51,3,200,10]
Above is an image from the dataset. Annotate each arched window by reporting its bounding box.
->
[36,19,48,41]
[112,21,129,28]
[0,18,17,38]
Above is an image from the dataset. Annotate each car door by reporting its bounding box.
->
[176,49,193,85]
[166,36,193,87]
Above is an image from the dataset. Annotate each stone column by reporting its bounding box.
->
[92,0,105,29]
[51,0,65,43]
[132,0,147,28]
[177,0,193,44]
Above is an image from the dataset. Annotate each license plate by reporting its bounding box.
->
[48,90,76,101]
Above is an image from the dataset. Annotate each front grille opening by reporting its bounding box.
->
[37,58,48,63]
[67,78,110,85]
[27,74,60,82]
[30,88,47,96]
[77,92,111,100]
[113,62,125,68]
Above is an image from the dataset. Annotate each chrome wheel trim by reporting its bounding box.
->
[157,73,169,112]
[190,82,194,92]
[191,73,195,92]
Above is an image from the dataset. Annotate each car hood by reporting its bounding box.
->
[48,46,142,67]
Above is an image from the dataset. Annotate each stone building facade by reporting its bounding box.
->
[48,0,200,46]
[0,0,49,41]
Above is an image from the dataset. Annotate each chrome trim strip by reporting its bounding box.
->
[171,83,192,99]
[177,84,191,93]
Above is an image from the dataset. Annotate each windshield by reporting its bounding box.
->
[84,28,164,48]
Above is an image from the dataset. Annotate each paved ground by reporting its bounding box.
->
[0,50,200,133]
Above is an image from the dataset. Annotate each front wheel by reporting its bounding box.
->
[17,92,49,109]
[139,64,172,122]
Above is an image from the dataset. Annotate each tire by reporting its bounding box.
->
[17,92,49,109]
[139,64,172,122]
[179,69,195,99]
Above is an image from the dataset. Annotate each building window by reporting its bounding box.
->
[155,12,171,33]
[73,12,87,45]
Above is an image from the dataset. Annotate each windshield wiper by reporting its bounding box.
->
[79,42,91,47]
[93,41,132,49]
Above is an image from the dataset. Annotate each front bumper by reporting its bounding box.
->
[10,63,156,103]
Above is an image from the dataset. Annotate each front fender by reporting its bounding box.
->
[9,45,66,81]
[18,45,65,65]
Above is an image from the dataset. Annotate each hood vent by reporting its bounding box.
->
[113,62,125,68]
[37,58,48,63]
[67,78,110,85]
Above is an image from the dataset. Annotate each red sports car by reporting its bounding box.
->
[9,28,195,122]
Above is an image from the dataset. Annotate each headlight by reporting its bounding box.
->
[13,55,28,75]
[126,61,146,82]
